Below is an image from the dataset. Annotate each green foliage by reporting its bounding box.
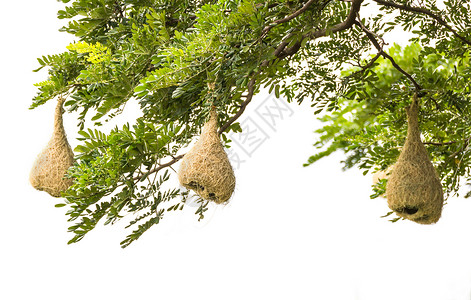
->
[307,43,471,201]
[64,119,189,246]
[32,0,471,246]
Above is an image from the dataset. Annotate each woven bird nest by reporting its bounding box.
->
[178,108,236,204]
[30,97,75,197]
[386,97,444,224]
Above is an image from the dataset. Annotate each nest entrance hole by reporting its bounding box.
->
[187,182,218,201]
[395,206,419,215]
[188,181,204,191]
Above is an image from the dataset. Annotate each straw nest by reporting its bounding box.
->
[178,108,236,204]
[30,97,75,197]
[386,97,444,224]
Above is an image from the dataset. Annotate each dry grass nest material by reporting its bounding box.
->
[178,108,236,204]
[30,97,74,197]
[386,97,444,224]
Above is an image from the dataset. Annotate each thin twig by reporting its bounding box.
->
[134,155,185,181]
[260,0,320,39]
[346,52,381,78]
[355,19,422,92]
[373,0,471,46]
[219,76,256,134]
[274,0,363,60]
[450,137,471,158]
[355,12,386,47]
[308,0,363,39]
[423,141,456,146]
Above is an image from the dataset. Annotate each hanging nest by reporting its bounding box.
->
[30,97,75,197]
[178,108,236,204]
[386,97,444,224]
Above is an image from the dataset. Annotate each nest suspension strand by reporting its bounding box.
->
[30,96,75,197]
[178,107,236,204]
[386,95,444,224]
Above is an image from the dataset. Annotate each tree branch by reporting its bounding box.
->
[355,19,423,92]
[133,0,365,181]
[451,137,471,158]
[423,141,456,146]
[309,0,363,39]
[260,0,322,39]
[219,76,256,134]
[221,0,364,131]
[134,155,185,181]
[275,0,363,60]
[355,12,386,46]
[373,0,471,46]
[346,52,381,78]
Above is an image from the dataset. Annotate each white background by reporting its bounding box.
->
[1,1,471,299]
